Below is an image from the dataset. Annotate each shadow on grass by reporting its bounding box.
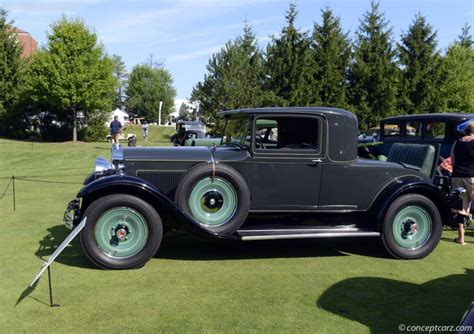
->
[317,269,474,334]
[36,225,391,268]
[155,233,391,261]
[35,225,96,269]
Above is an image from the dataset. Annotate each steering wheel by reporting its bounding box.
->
[256,134,267,149]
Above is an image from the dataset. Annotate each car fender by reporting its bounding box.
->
[369,177,453,230]
[77,174,237,240]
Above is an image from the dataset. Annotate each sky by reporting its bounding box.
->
[1,0,473,100]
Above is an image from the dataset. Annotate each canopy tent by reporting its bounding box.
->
[108,108,129,126]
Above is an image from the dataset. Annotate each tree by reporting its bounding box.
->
[398,14,440,114]
[458,23,473,49]
[191,23,271,129]
[0,8,23,118]
[125,64,176,123]
[111,54,127,109]
[437,26,474,113]
[178,102,191,120]
[264,3,312,106]
[348,1,398,129]
[26,16,116,141]
[309,7,351,108]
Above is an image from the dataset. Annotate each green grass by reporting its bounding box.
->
[0,132,473,333]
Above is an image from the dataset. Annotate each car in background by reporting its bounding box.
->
[362,113,473,160]
[171,120,207,146]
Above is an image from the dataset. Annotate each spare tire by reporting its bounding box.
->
[175,163,250,234]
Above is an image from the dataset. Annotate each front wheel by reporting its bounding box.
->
[80,194,163,269]
[382,194,442,259]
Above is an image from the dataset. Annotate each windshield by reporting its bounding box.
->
[221,116,251,147]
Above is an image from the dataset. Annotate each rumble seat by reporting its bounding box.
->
[387,143,439,178]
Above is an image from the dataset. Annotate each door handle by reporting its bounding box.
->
[308,158,322,166]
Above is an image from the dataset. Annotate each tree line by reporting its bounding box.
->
[0,10,176,142]
[191,2,474,131]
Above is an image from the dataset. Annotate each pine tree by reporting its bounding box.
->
[437,25,474,113]
[0,8,23,117]
[458,23,473,48]
[348,1,398,130]
[309,7,351,108]
[398,14,440,114]
[264,3,312,106]
[191,23,270,130]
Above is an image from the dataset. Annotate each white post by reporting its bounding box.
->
[158,101,163,126]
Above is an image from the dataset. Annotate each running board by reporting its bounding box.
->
[236,227,380,241]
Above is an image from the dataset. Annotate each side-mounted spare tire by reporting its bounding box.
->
[382,194,442,259]
[175,163,251,234]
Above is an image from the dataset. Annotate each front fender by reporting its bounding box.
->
[77,174,237,240]
[370,177,454,229]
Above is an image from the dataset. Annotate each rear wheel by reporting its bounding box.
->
[382,194,442,259]
[80,194,162,269]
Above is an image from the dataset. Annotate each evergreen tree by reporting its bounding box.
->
[348,1,398,129]
[458,23,473,48]
[191,23,270,130]
[125,64,176,122]
[437,25,474,113]
[26,16,116,141]
[0,8,23,117]
[309,7,351,108]
[398,14,440,114]
[264,3,312,106]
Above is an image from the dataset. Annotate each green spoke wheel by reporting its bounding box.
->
[382,194,442,259]
[391,206,432,249]
[175,163,251,234]
[80,194,163,269]
[94,207,149,258]
[188,177,238,226]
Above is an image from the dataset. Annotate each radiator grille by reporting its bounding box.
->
[136,171,185,195]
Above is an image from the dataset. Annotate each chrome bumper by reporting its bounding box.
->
[63,199,80,230]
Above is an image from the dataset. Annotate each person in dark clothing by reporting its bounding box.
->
[451,121,474,245]
[110,116,122,145]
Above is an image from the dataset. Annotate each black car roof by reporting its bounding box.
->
[382,113,473,123]
[219,107,357,119]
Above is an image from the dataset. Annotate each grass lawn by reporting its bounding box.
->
[0,127,473,333]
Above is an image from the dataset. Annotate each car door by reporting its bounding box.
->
[246,114,324,212]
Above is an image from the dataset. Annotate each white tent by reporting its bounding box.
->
[108,108,129,126]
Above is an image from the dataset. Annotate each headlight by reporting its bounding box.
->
[95,157,114,176]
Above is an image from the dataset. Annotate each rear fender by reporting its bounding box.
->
[77,174,237,240]
[370,178,454,230]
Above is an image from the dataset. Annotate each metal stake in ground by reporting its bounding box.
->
[12,175,15,211]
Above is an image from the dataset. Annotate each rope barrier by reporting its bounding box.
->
[14,177,83,185]
[0,177,13,201]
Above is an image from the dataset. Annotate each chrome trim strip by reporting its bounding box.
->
[239,228,361,233]
[240,231,380,241]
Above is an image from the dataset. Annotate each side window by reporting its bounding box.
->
[424,122,446,141]
[254,116,319,152]
[405,121,422,138]
[382,123,401,137]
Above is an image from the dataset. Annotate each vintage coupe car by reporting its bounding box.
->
[64,107,459,269]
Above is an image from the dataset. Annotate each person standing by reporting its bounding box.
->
[141,121,149,141]
[110,115,122,145]
[451,120,474,245]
